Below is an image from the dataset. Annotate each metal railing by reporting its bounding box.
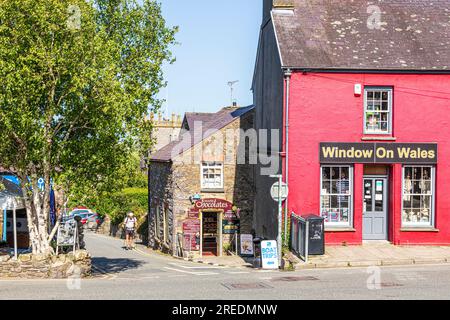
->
[229,232,239,255]
[290,214,309,262]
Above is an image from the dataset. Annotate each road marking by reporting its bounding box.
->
[393,272,427,281]
[168,262,226,269]
[164,267,219,276]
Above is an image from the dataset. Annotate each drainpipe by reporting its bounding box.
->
[284,68,292,246]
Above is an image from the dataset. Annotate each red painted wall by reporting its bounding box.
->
[286,72,450,245]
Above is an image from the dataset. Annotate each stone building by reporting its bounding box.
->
[148,113,183,153]
[148,105,255,257]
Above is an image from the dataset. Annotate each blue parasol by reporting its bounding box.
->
[49,188,56,228]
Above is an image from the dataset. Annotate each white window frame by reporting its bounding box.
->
[200,162,224,190]
[320,165,354,227]
[363,87,393,135]
[401,165,436,228]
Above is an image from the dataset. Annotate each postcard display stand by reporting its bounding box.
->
[56,220,79,254]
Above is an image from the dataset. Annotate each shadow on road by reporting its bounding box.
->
[92,257,145,275]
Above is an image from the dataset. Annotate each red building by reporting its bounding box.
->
[253,0,450,245]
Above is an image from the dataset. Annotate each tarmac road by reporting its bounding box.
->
[0,232,450,300]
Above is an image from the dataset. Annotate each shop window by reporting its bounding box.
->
[320,166,353,227]
[364,87,392,135]
[402,166,435,227]
[201,162,224,190]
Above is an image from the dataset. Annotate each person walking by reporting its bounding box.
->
[124,211,137,250]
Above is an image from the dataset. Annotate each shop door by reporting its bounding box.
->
[202,212,218,256]
[363,177,388,240]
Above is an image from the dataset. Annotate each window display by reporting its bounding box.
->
[321,166,353,226]
[402,166,434,227]
[364,88,392,134]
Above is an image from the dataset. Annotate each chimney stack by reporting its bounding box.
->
[263,0,295,21]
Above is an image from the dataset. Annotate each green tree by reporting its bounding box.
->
[0,0,176,254]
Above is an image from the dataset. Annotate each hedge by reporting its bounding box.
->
[90,188,148,225]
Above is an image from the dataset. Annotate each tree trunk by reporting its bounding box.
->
[20,173,51,255]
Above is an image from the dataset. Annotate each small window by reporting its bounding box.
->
[402,166,435,227]
[364,88,392,135]
[201,162,224,190]
[320,166,353,227]
[154,203,161,240]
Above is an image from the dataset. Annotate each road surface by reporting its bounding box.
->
[0,232,450,299]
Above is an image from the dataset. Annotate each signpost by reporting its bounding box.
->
[261,240,279,269]
[269,175,289,268]
[270,181,288,202]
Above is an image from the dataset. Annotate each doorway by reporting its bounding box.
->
[201,211,222,256]
[362,176,388,240]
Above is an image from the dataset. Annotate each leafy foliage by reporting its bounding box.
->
[76,187,148,225]
[0,0,176,253]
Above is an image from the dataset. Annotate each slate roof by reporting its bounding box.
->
[150,105,254,162]
[272,0,450,70]
[183,112,215,131]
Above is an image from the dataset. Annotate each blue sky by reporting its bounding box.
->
[157,0,262,116]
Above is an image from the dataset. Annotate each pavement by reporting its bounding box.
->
[1,232,450,299]
[295,242,450,269]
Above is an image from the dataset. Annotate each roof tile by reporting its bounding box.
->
[273,0,450,70]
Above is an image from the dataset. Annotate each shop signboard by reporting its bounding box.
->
[182,219,200,251]
[56,220,77,247]
[222,219,240,234]
[188,209,199,219]
[192,198,239,221]
[240,234,254,256]
[261,240,279,269]
[320,142,438,164]
[194,198,233,211]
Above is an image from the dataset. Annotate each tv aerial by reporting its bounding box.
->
[227,80,239,106]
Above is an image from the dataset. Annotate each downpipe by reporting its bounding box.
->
[284,68,292,246]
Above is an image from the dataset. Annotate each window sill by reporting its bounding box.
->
[400,227,439,232]
[325,227,356,232]
[361,136,397,141]
[201,188,225,193]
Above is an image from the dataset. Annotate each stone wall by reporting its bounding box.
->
[172,110,255,235]
[0,250,91,279]
[96,215,148,245]
[148,161,174,252]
